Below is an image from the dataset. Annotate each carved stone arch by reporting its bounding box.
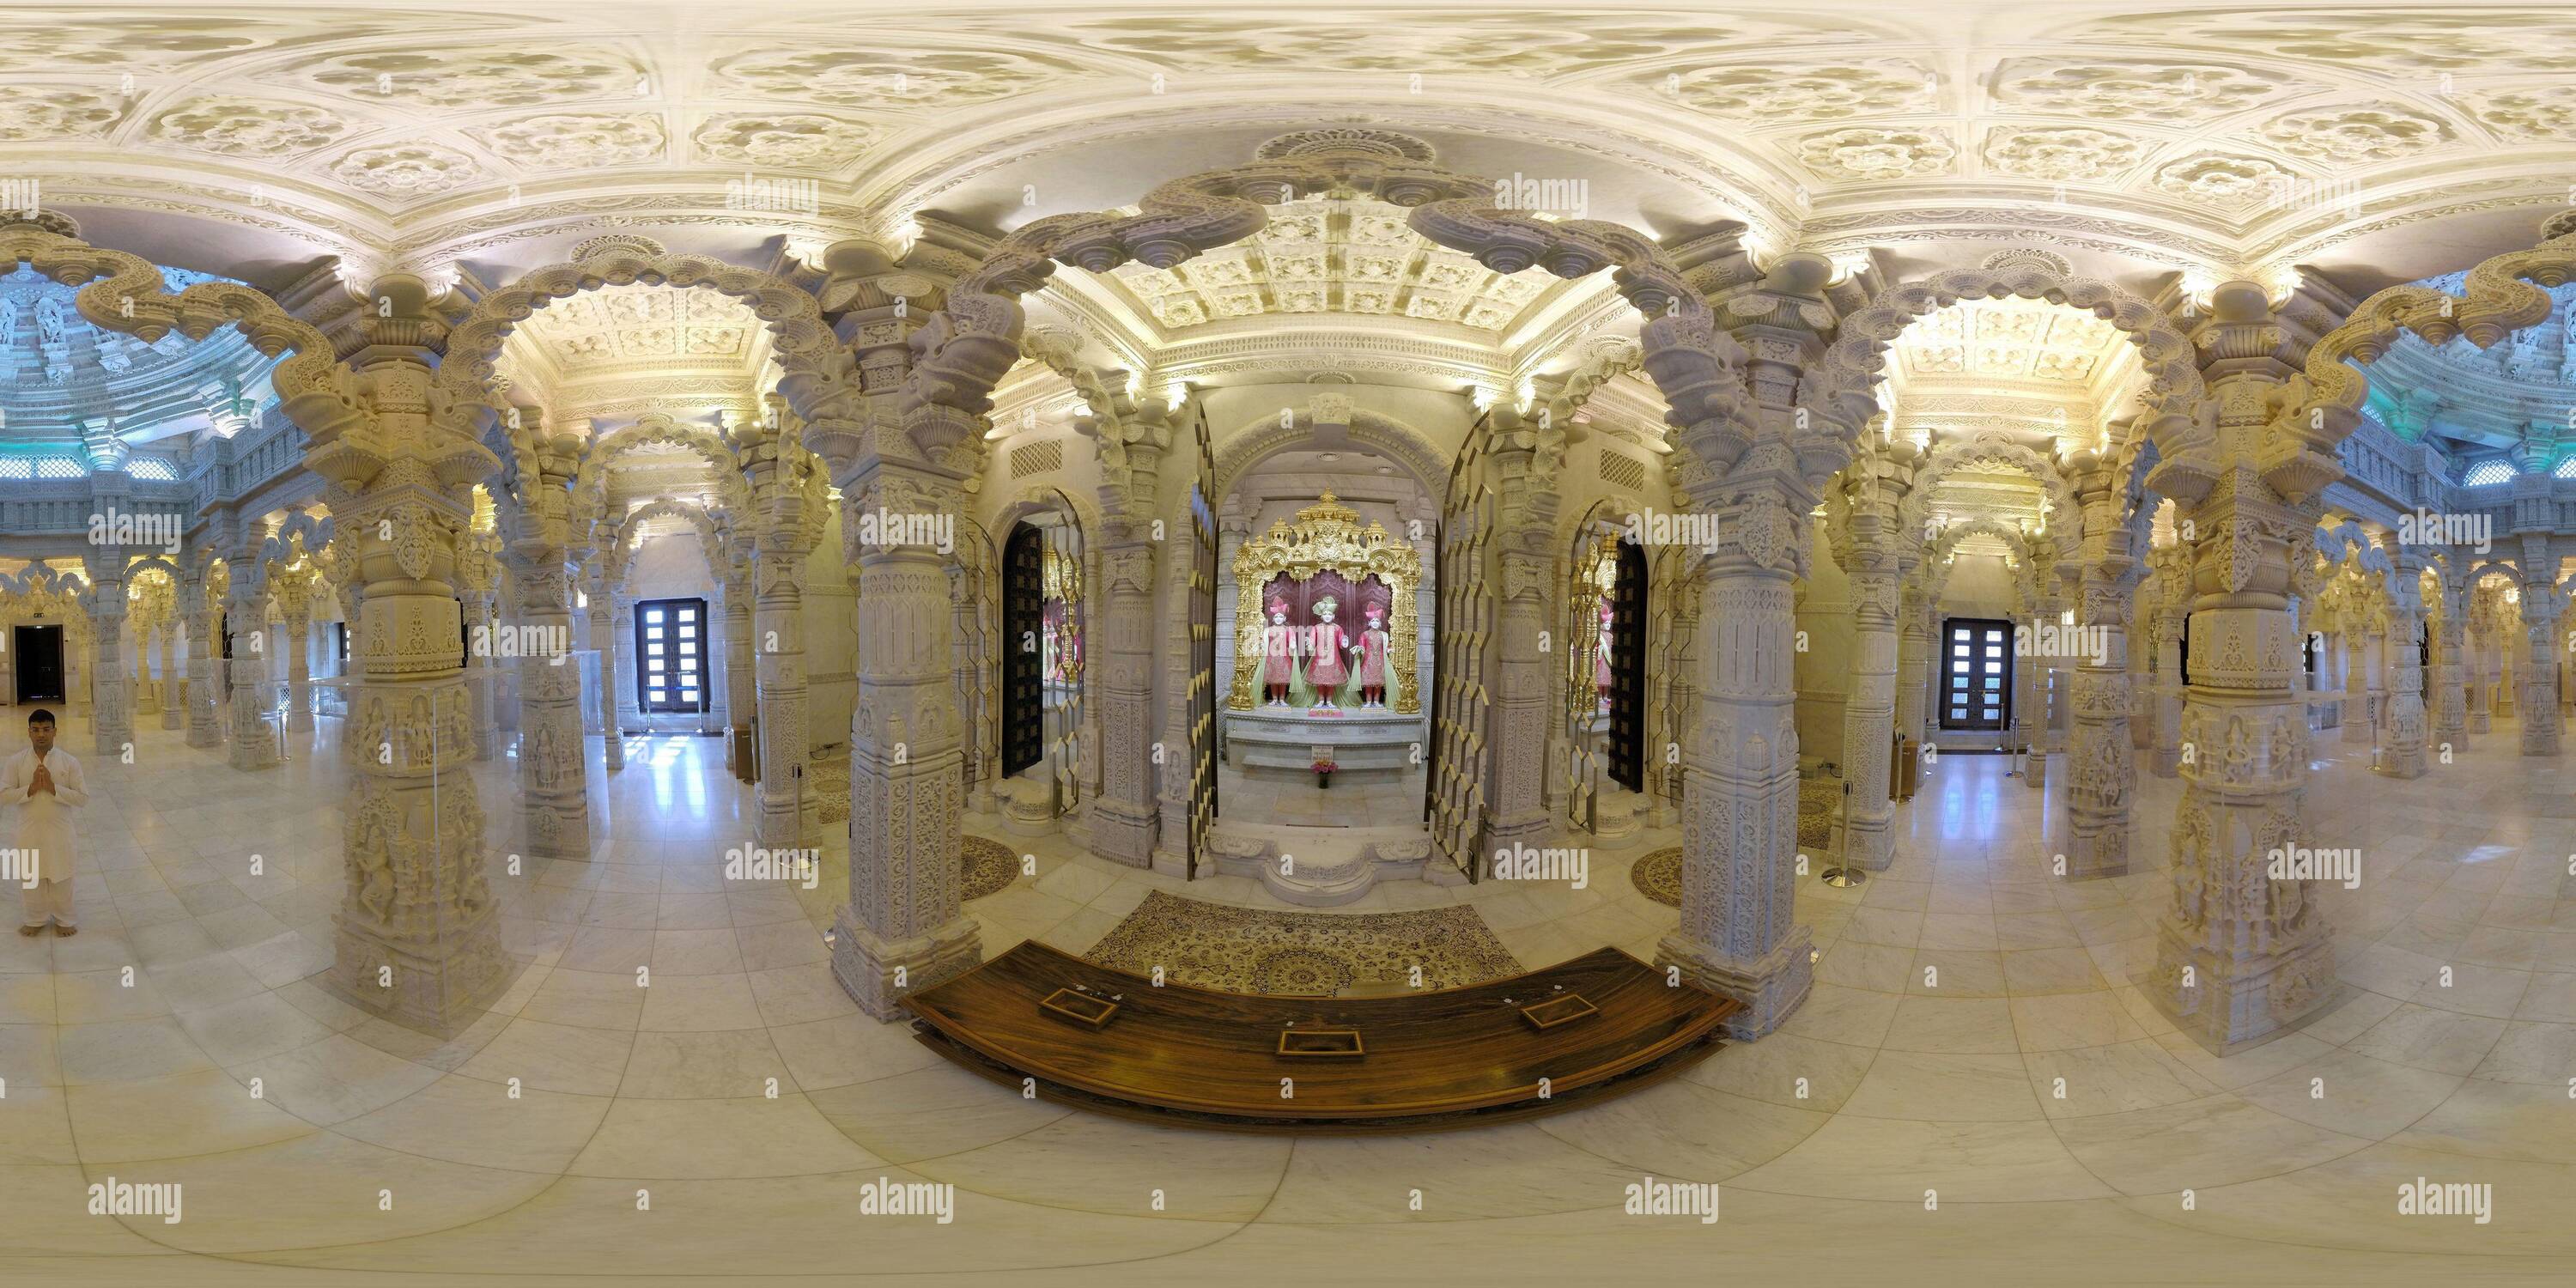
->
[434,241,853,445]
[2314,520,2395,580]
[1901,433,2081,562]
[573,412,751,528]
[1924,517,2033,603]
[1212,407,1451,504]
[1815,266,2208,438]
[606,498,732,595]
[2462,556,2525,589]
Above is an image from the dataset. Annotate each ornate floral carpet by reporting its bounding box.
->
[961,835,1020,902]
[1084,890,1521,995]
[1631,847,1682,908]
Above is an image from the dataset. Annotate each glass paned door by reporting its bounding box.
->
[636,597,710,714]
[1941,617,2013,732]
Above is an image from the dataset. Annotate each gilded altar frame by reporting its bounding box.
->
[1227,492,1422,713]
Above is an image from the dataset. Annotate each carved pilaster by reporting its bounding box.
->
[2523,582,2563,756]
[503,427,592,861]
[2062,451,2137,879]
[1832,439,1917,872]
[1088,538,1160,866]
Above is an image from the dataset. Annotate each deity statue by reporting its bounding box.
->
[1306,596,1351,713]
[1595,599,1615,715]
[1260,596,1298,707]
[1354,604,1390,708]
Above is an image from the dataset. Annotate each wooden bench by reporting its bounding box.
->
[902,942,1740,1133]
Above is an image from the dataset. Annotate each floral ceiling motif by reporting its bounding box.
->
[146,96,352,157]
[510,283,763,372]
[1898,299,2128,391]
[0,5,2565,271]
[1107,194,1551,332]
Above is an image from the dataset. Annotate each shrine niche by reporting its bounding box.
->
[1222,492,1428,786]
[1228,493,1421,714]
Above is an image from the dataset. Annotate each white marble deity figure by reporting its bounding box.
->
[1306,596,1352,713]
[1353,604,1390,708]
[1260,596,1297,707]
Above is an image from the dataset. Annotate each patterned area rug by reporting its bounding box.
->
[1084,890,1521,995]
[961,835,1020,902]
[807,755,850,826]
[1798,779,1838,851]
[1631,847,1682,908]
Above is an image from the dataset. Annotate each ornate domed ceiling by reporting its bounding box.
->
[3,2,2571,298]
[0,257,275,461]
[2364,276,2576,468]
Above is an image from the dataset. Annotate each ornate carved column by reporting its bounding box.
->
[2342,628,2371,744]
[612,592,641,736]
[501,422,592,860]
[2523,568,2563,756]
[1832,439,1917,872]
[2019,545,2059,790]
[739,405,820,849]
[2144,280,2336,1053]
[273,574,315,737]
[1484,400,1562,859]
[304,270,505,1030]
[1895,582,1930,747]
[82,554,130,759]
[817,453,981,1018]
[2063,450,2139,878]
[2434,580,2469,751]
[1090,537,1162,865]
[2150,545,2189,777]
[2379,542,2428,779]
[585,552,623,772]
[222,522,282,771]
[459,588,494,761]
[133,615,155,716]
[182,568,221,749]
[157,606,179,730]
[2467,592,2494,732]
[721,558,754,780]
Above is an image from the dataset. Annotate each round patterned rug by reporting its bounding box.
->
[962,835,1020,902]
[1252,946,1358,996]
[1631,846,1682,908]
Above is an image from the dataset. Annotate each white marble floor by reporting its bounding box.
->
[3,705,2573,1283]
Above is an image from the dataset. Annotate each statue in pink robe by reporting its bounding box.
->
[1305,596,1351,710]
[1259,597,1298,707]
[1355,605,1390,708]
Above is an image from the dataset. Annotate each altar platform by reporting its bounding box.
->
[1224,704,1426,779]
[904,942,1741,1133]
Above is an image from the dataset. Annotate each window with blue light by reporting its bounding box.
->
[2462,459,2516,488]
[2557,456,2576,480]
[33,458,85,480]
[127,457,178,482]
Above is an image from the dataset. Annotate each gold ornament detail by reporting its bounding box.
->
[1227,491,1423,713]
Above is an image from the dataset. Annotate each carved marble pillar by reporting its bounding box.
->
[825,456,982,1018]
[157,615,179,730]
[82,559,130,759]
[2467,607,2494,732]
[2434,587,2469,752]
[741,405,817,850]
[2523,581,2562,756]
[281,601,313,736]
[2342,632,2370,744]
[611,594,641,736]
[1088,538,1160,865]
[223,536,283,771]
[1894,588,1929,749]
[721,569,754,780]
[183,574,221,749]
[504,428,592,861]
[586,561,623,772]
[2018,553,2059,791]
[2063,452,2137,879]
[1485,405,1558,859]
[2151,565,2188,778]
[460,591,495,761]
[306,272,506,1030]
[1658,490,1814,1038]
[132,617,155,716]
[1833,440,1916,872]
[2145,280,2334,1054]
[2378,558,2428,780]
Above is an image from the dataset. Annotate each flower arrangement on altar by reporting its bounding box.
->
[1311,755,1337,787]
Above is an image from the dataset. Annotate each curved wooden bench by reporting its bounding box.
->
[902,942,1740,1134]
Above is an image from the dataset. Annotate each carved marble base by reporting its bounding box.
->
[2148,926,2335,1055]
[1657,925,1814,1041]
[829,908,982,1021]
[1200,818,1461,905]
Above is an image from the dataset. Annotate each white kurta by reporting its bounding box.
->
[1,747,88,883]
